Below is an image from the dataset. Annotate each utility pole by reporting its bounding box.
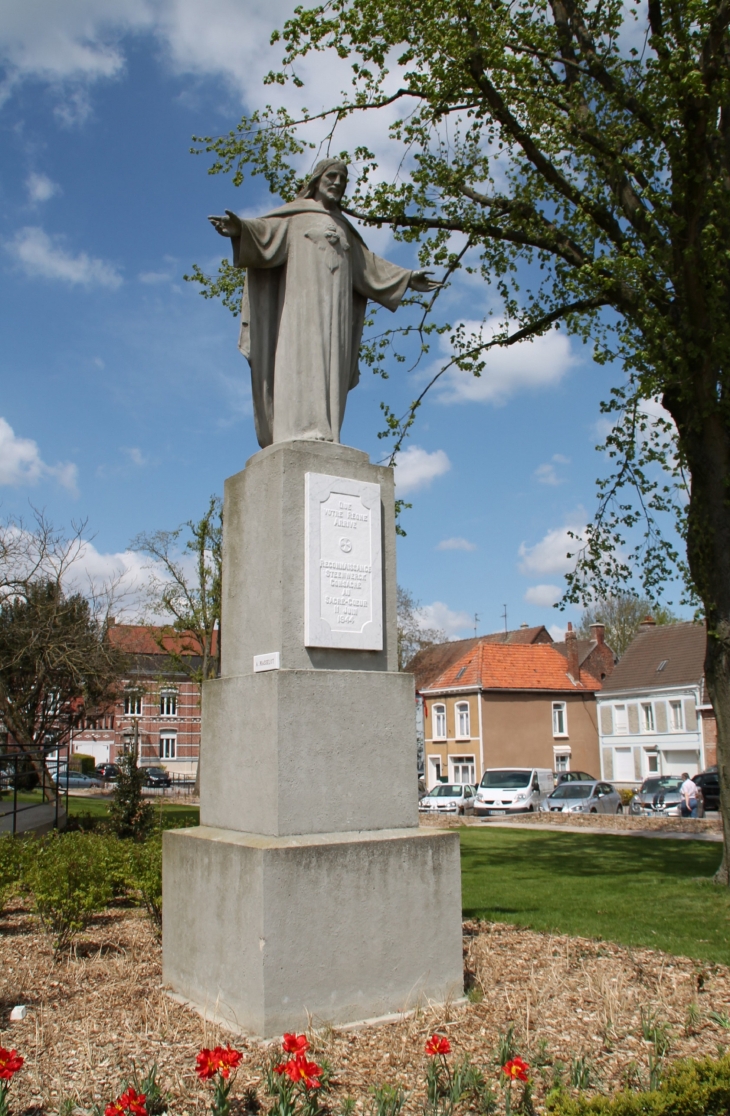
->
[502,604,508,633]
[473,613,479,637]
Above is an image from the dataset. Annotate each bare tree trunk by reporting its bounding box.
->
[704,628,730,883]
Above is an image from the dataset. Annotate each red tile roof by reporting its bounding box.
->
[407,626,552,689]
[107,624,218,657]
[420,641,602,693]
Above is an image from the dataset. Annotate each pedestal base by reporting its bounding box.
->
[162,825,463,1038]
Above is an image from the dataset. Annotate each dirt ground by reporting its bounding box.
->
[2,905,730,1116]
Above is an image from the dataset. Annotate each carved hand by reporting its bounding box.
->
[408,269,443,292]
[208,209,243,238]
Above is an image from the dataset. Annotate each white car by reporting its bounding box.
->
[419,783,477,815]
[473,768,554,817]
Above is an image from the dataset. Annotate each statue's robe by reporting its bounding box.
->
[230,199,412,447]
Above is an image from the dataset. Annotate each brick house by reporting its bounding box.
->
[71,622,209,776]
[409,623,614,789]
[596,619,716,784]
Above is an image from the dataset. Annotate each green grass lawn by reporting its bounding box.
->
[10,790,200,829]
[460,827,730,965]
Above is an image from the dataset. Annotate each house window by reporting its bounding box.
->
[641,703,655,732]
[647,752,659,773]
[159,735,176,759]
[669,700,684,731]
[160,691,177,717]
[433,704,446,739]
[427,756,443,789]
[124,693,142,716]
[451,755,475,784]
[552,702,568,737]
[456,702,470,738]
[613,704,628,734]
[554,751,570,773]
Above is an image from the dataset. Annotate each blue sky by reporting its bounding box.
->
[0,0,683,638]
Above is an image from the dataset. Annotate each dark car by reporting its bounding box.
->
[694,771,721,811]
[95,763,121,781]
[143,766,172,787]
[556,770,597,784]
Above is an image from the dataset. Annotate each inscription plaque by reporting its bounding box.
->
[304,472,383,650]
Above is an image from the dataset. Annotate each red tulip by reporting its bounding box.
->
[196,1046,242,1081]
[104,1089,147,1116]
[0,1049,23,1081]
[502,1058,529,1082]
[277,1053,322,1089]
[425,1035,451,1056]
[282,1033,309,1054]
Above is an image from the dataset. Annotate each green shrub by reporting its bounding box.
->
[25,831,114,953]
[108,748,154,841]
[547,1053,730,1116]
[130,836,162,935]
[618,788,635,807]
[0,835,25,913]
[69,753,97,776]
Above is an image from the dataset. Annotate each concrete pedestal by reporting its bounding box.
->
[162,440,463,1036]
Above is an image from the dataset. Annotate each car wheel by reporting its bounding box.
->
[590,807,597,813]
[616,804,624,815]
[529,805,534,812]
[459,806,464,816]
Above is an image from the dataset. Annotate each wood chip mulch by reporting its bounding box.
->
[419,814,722,833]
[2,905,730,1116]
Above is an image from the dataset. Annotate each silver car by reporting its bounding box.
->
[419,783,477,815]
[541,780,623,815]
[629,776,705,818]
[52,771,104,790]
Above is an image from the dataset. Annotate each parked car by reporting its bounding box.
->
[542,780,623,814]
[52,771,104,790]
[419,783,476,815]
[142,766,172,788]
[473,768,554,817]
[629,775,705,818]
[693,771,721,811]
[555,770,597,785]
[95,763,121,781]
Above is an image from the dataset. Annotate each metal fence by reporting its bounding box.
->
[0,745,68,836]
[142,772,197,797]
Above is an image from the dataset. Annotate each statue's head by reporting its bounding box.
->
[298,158,348,207]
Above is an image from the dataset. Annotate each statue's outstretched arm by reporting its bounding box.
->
[408,270,443,293]
[208,210,243,238]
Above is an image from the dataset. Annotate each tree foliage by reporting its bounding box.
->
[108,732,154,842]
[188,0,730,880]
[577,592,676,658]
[397,585,446,670]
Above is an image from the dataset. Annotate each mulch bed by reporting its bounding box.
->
[419,814,723,833]
[3,905,730,1115]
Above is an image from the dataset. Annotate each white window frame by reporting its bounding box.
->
[669,700,684,731]
[613,704,629,735]
[553,746,571,773]
[427,755,443,789]
[159,734,177,760]
[455,701,470,739]
[646,751,659,773]
[160,690,178,718]
[450,755,475,785]
[641,702,655,732]
[552,701,568,738]
[433,704,447,739]
[124,693,143,717]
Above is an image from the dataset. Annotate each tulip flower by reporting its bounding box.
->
[502,1058,529,1082]
[282,1034,309,1054]
[425,1035,451,1057]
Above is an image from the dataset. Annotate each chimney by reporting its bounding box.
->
[638,616,656,633]
[520,622,529,629]
[589,622,605,644]
[565,621,580,681]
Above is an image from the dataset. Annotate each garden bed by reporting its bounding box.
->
[419,813,722,833]
[3,905,730,1115]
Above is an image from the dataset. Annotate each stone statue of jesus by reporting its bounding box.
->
[210,159,440,448]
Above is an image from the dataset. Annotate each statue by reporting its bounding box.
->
[209,159,440,448]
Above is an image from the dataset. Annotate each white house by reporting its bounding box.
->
[596,619,715,785]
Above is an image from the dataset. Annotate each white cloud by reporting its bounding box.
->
[436,536,477,552]
[524,583,562,607]
[518,517,586,576]
[416,601,473,639]
[549,624,567,642]
[0,416,78,492]
[124,447,148,466]
[394,445,451,494]
[6,226,122,288]
[534,454,571,486]
[436,320,577,406]
[26,172,60,203]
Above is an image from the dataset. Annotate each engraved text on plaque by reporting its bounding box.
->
[304,472,383,650]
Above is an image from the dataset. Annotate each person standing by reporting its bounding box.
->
[680,771,700,818]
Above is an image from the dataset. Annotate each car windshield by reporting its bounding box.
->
[429,785,464,798]
[480,770,531,789]
[147,768,165,774]
[549,784,594,799]
[641,777,682,793]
